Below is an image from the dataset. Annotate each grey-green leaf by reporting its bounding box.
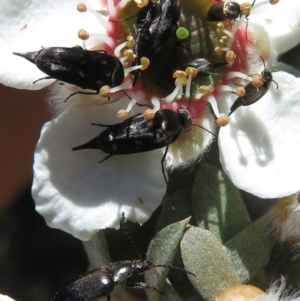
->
[181,226,240,301]
[225,217,276,283]
[192,163,251,243]
[156,189,194,233]
[146,218,190,301]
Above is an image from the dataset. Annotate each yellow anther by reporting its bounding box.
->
[221,35,229,43]
[123,49,136,62]
[173,70,187,78]
[252,74,264,88]
[214,47,223,55]
[143,109,155,121]
[185,67,198,77]
[240,2,252,15]
[217,22,225,31]
[226,50,236,63]
[100,85,111,98]
[126,36,134,48]
[77,3,87,12]
[78,29,89,40]
[269,0,279,4]
[175,77,187,86]
[140,57,150,70]
[236,87,246,97]
[117,110,129,119]
[135,0,149,8]
[199,85,212,94]
[216,116,230,127]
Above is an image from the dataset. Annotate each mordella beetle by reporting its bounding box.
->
[206,0,256,22]
[13,46,125,101]
[228,56,278,115]
[72,108,193,183]
[132,0,180,85]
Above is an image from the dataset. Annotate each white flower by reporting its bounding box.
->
[214,0,300,199]
[1,0,300,239]
[0,295,16,301]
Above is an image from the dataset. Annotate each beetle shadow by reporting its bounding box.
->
[227,109,275,167]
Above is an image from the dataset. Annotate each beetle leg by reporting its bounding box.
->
[161,144,169,184]
[98,154,114,164]
[124,282,164,294]
[64,90,98,102]
[33,76,53,84]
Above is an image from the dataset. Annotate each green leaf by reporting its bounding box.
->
[146,218,190,301]
[181,226,240,301]
[83,230,111,268]
[225,217,276,283]
[156,189,194,233]
[192,163,251,243]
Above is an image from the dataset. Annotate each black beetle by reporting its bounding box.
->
[228,57,278,115]
[132,0,180,85]
[206,0,256,22]
[50,213,195,301]
[13,46,125,101]
[51,259,196,301]
[72,108,192,183]
[176,58,227,77]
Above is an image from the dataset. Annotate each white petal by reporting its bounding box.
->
[250,0,300,60]
[0,0,106,89]
[0,295,16,301]
[219,71,300,198]
[32,101,166,241]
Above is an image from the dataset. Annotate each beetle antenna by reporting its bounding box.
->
[121,213,143,260]
[122,90,132,100]
[109,11,139,22]
[259,55,267,70]
[192,124,217,137]
[272,79,279,89]
[151,264,196,277]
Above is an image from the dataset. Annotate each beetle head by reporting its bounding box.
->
[223,2,241,19]
[177,108,192,132]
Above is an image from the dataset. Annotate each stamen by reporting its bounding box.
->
[240,3,252,15]
[114,36,134,58]
[222,29,233,38]
[225,50,236,63]
[235,87,246,97]
[83,33,113,49]
[100,85,111,98]
[194,85,212,99]
[114,41,128,58]
[227,71,251,81]
[164,71,188,102]
[78,29,89,40]
[164,81,183,103]
[77,3,87,12]
[219,85,234,92]
[123,49,136,63]
[135,0,149,8]
[252,74,264,88]
[151,98,160,112]
[117,109,129,119]
[216,116,230,127]
[185,67,198,98]
[207,95,221,118]
[143,109,155,120]
[269,0,279,4]
[124,57,150,76]
[110,81,133,93]
[107,0,117,18]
